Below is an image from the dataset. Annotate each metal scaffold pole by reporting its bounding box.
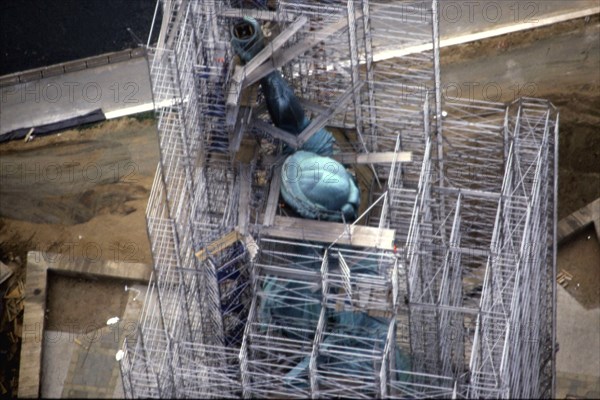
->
[120,1,557,398]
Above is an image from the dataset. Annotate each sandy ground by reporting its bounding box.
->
[0,15,598,399]
[0,118,159,266]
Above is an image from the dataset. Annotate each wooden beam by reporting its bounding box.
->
[252,119,299,148]
[230,106,252,154]
[226,65,244,126]
[299,98,329,116]
[220,7,296,22]
[263,168,282,227]
[296,81,364,148]
[332,151,412,165]
[263,216,396,250]
[256,263,321,282]
[195,231,242,262]
[237,166,253,235]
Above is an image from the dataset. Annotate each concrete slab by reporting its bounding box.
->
[556,284,600,398]
[555,198,600,398]
[58,284,146,398]
[41,330,76,398]
[556,285,600,375]
[19,251,150,398]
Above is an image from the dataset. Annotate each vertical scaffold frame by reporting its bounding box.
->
[120,1,557,398]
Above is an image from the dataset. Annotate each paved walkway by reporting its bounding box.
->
[0,56,153,136]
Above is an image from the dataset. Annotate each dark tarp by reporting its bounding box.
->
[0,108,106,143]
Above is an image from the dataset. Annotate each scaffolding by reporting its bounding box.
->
[120,1,558,398]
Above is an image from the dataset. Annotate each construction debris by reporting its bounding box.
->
[0,261,13,285]
[3,273,24,328]
[557,269,574,287]
[0,254,26,398]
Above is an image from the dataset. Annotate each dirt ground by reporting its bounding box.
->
[0,14,599,399]
[558,225,600,310]
[46,273,130,333]
[552,91,600,220]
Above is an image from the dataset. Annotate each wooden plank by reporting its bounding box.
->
[238,167,252,235]
[18,260,47,399]
[195,231,242,262]
[256,263,321,282]
[263,216,395,250]
[299,98,329,116]
[252,119,299,148]
[296,81,364,148]
[230,107,253,154]
[23,127,35,143]
[226,80,242,126]
[226,65,244,108]
[221,7,296,21]
[332,151,412,165]
[263,169,282,227]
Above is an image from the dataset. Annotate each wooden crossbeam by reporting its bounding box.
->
[230,106,252,153]
[252,119,298,147]
[331,151,412,164]
[296,81,364,148]
[252,83,367,151]
[263,168,282,227]
[263,216,395,250]
[237,166,253,235]
[256,263,321,282]
[299,98,329,116]
[221,7,296,22]
[195,231,242,262]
